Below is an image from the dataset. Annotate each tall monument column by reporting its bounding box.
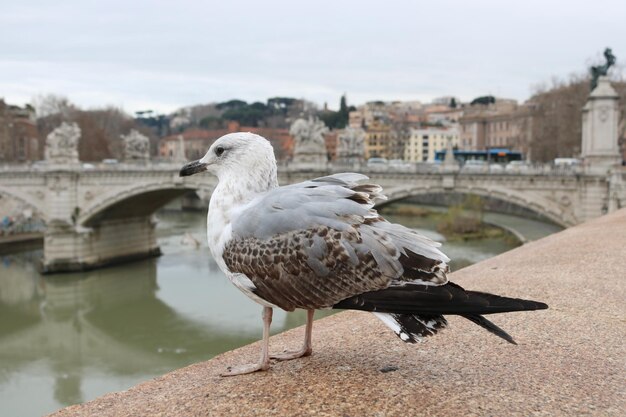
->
[581,75,621,173]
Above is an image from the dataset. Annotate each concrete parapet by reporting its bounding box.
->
[49,208,626,416]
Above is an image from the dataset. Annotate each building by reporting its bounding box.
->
[364,121,395,159]
[388,101,424,125]
[405,126,459,162]
[324,131,338,161]
[0,100,41,162]
[459,99,532,157]
[425,107,464,125]
[348,111,365,129]
[159,121,295,162]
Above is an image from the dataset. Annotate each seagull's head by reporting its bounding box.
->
[179,132,277,183]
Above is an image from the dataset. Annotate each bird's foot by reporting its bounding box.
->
[270,347,312,361]
[220,361,269,377]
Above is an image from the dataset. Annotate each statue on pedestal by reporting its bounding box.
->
[121,130,150,162]
[590,48,616,91]
[336,127,365,166]
[45,122,80,164]
[442,136,459,172]
[290,117,328,168]
[582,53,621,173]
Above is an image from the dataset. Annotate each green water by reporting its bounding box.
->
[0,206,560,416]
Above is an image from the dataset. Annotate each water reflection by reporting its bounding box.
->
[0,239,326,415]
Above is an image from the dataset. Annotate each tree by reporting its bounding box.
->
[318,95,350,129]
[470,96,495,106]
[31,94,76,119]
[199,115,224,129]
[216,99,247,110]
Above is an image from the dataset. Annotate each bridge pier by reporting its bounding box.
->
[42,216,160,273]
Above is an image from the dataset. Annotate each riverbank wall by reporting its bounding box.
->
[0,232,43,254]
[50,208,626,416]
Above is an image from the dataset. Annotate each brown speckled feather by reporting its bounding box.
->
[222,173,450,311]
[223,226,394,311]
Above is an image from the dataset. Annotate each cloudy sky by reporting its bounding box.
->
[1,0,624,114]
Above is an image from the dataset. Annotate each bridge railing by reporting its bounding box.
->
[278,161,585,177]
[0,161,183,173]
[0,160,608,177]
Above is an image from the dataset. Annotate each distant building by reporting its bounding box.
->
[388,101,424,125]
[425,107,464,126]
[324,131,338,161]
[405,126,459,162]
[364,121,395,159]
[350,101,392,129]
[459,99,532,158]
[159,121,294,162]
[348,111,365,129]
[0,100,41,162]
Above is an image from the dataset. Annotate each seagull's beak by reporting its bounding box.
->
[179,160,208,177]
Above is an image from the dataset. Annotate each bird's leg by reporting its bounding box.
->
[221,306,273,377]
[271,309,314,361]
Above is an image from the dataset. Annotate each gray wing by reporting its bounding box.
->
[224,173,450,311]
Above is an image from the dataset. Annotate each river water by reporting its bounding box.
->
[0,205,561,416]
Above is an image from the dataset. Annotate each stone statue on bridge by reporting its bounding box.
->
[290,117,328,168]
[45,122,80,164]
[336,127,365,166]
[121,130,150,162]
[590,48,616,91]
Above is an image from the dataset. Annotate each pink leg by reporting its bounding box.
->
[271,309,314,361]
[221,307,273,377]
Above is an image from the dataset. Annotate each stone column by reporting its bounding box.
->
[581,76,621,174]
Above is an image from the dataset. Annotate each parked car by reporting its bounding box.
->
[388,159,412,171]
[462,159,487,172]
[505,160,530,173]
[489,163,504,173]
[554,158,580,167]
[367,157,388,171]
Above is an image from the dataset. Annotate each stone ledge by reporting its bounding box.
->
[50,209,626,416]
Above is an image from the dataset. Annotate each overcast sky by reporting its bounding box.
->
[1,0,625,114]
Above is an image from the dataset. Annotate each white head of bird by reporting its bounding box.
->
[179,132,278,195]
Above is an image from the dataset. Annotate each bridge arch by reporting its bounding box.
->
[79,180,215,227]
[381,185,571,227]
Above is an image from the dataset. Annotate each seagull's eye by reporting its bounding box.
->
[215,146,225,157]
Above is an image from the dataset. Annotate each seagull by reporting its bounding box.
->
[179,132,548,377]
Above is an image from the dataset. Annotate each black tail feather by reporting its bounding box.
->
[461,314,517,345]
[334,282,548,316]
[333,281,548,343]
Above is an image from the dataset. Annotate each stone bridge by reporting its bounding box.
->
[1,163,624,272]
